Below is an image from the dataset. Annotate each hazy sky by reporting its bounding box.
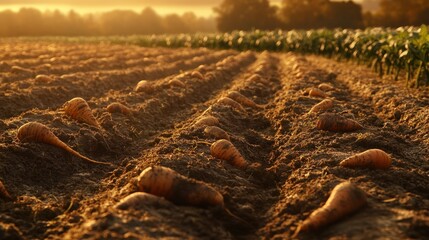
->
[0,0,375,17]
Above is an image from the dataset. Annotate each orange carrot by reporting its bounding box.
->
[226,91,262,109]
[137,166,224,207]
[168,79,185,88]
[106,102,133,116]
[318,83,335,91]
[308,88,328,98]
[308,99,334,114]
[293,182,367,236]
[17,122,111,165]
[0,180,12,201]
[63,97,100,128]
[191,71,204,79]
[216,97,246,113]
[204,126,230,141]
[316,113,363,132]
[114,192,170,210]
[340,149,391,169]
[194,116,219,128]
[135,80,154,93]
[11,65,32,74]
[246,74,270,85]
[34,74,53,83]
[210,139,248,168]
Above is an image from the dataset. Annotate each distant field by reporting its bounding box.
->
[7,26,429,87]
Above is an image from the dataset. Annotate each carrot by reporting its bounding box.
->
[308,99,334,114]
[197,64,208,72]
[11,65,32,74]
[226,91,262,109]
[106,102,133,116]
[191,71,204,79]
[135,80,154,93]
[63,97,100,128]
[246,74,270,85]
[308,88,328,98]
[204,126,230,141]
[210,139,248,168]
[316,113,363,132]
[63,97,111,150]
[340,149,391,169]
[114,192,170,210]
[216,97,246,113]
[293,182,367,237]
[194,116,219,128]
[0,180,12,201]
[34,74,53,83]
[137,166,224,207]
[318,83,335,91]
[168,79,185,88]
[17,122,111,165]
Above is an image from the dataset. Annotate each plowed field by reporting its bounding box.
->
[0,42,428,239]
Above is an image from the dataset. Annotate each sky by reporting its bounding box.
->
[0,0,375,17]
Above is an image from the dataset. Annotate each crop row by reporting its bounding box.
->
[17,26,428,87]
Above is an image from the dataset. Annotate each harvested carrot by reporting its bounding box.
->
[137,166,224,207]
[63,97,100,128]
[197,64,208,71]
[0,180,12,201]
[11,66,32,74]
[191,71,204,79]
[168,79,185,88]
[247,74,269,85]
[308,88,328,98]
[114,192,170,210]
[135,80,153,93]
[340,149,391,169]
[316,113,363,132]
[34,74,53,83]
[318,83,335,91]
[210,139,248,168]
[293,182,367,236]
[194,116,219,128]
[216,97,246,113]
[106,102,133,116]
[204,126,230,141]
[17,122,111,165]
[226,91,262,109]
[308,99,334,114]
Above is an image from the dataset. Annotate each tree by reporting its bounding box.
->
[323,1,363,29]
[280,0,328,29]
[366,0,429,27]
[280,0,363,29]
[214,0,280,32]
[100,10,141,35]
[163,14,189,34]
[16,8,44,35]
[139,7,164,34]
[0,10,16,36]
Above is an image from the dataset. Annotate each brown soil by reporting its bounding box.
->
[0,42,428,240]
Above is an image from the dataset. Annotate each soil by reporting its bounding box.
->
[0,41,428,240]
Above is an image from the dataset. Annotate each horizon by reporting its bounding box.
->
[0,0,375,18]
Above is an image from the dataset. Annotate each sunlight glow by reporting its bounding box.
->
[0,4,215,17]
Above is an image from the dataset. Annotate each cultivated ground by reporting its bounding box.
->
[0,42,428,239]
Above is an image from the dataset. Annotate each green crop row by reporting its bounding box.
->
[127,26,428,87]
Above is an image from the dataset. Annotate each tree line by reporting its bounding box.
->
[0,7,216,36]
[0,0,428,36]
[216,0,429,31]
